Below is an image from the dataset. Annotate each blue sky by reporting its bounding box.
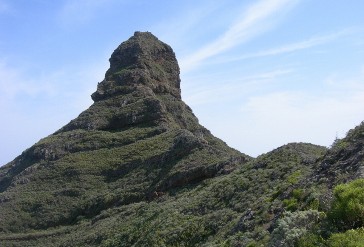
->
[1,0,364,165]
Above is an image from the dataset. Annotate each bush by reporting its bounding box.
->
[327,227,364,247]
[269,210,322,247]
[296,233,325,247]
[328,179,364,230]
[283,198,298,212]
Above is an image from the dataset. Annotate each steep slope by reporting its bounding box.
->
[0,32,249,238]
[0,140,326,246]
[315,121,364,186]
[280,122,364,247]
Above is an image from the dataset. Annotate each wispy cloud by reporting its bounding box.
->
[0,61,56,100]
[0,59,103,165]
[324,65,364,91]
[180,0,300,71]
[58,0,118,28]
[228,66,364,156]
[184,69,292,106]
[182,67,364,157]
[242,90,364,144]
[153,2,223,49]
[214,28,359,64]
[0,58,104,106]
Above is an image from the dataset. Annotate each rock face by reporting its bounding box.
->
[57,32,191,133]
[92,31,181,101]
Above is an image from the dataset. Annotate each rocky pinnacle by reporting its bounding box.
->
[92,32,181,102]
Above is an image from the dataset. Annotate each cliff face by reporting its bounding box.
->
[0,32,363,246]
[58,31,191,133]
[93,31,181,102]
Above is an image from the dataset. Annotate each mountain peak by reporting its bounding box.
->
[57,32,193,132]
[0,31,251,245]
[2,31,364,247]
[92,31,181,102]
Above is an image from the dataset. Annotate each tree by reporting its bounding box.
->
[328,179,364,230]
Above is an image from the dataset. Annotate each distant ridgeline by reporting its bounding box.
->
[1,32,364,246]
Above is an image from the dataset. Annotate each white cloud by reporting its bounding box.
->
[324,66,364,91]
[188,66,364,158]
[184,69,292,106]
[180,0,300,71]
[0,56,106,103]
[213,28,358,64]
[0,59,106,166]
[0,61,56,100]
[240,90,364,154]
[0,62,56,165]
[58,0,118,27]
[222,68,364,156]
[153,2,223,49]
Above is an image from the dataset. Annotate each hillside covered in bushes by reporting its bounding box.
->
[1,32,364,246]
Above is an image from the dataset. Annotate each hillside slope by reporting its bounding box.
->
[315,121,364,186]
[0,32,248,238]
[0,32,363,246]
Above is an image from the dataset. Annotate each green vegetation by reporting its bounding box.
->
[0,139,326,246]
[328,179,364,230]
[1,32,364,246]
[296,179,364,247]
[328,228,364,247]
[270,210,323,247]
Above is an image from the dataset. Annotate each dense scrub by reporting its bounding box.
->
[1,32,364,246]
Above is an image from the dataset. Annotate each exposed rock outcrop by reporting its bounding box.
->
[315,121,364,186]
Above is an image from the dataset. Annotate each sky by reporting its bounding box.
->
[1,0,364,165]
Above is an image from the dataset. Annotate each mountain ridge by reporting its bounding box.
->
[0,31,249,235]
[0,32,363,246]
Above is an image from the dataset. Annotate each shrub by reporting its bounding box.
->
[327,227,364,247]
[292,189,304,200]
[269,210,322,247]
[296,233,325,247]
[328,179,364,230]
[283,198,298,212]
